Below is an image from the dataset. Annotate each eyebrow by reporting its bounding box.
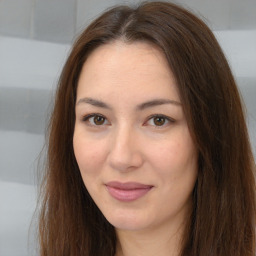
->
[76,97,181,110]
[76,97,111,109]
[136,99,181,110]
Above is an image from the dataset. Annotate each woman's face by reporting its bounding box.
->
[73,41,198,232]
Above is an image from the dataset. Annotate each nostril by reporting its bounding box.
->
[108,147,143,172]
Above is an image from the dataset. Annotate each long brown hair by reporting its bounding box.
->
[38,2,256,255]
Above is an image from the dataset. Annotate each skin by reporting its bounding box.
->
[73,41,198,256]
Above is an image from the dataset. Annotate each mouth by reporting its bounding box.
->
[105,181,153,202]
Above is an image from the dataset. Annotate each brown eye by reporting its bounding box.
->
[145,115,173,128]
[93,115,106,125]
[153,116,166,126]
[82,114,110,127]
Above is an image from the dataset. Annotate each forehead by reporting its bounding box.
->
[77,41,180,102]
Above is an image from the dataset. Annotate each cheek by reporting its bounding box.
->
[73,131,106,178]
[146,129,198,181]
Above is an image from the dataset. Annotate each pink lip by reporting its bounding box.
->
[105,181,153,202]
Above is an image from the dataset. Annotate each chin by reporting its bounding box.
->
[110,220,149,231]
[105,210,152,231]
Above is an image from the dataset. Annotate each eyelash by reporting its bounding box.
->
[81,113,109,126]
[145,114,175,128]
[81,113,175,128]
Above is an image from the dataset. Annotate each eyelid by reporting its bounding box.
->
[144,114,175,127]
[80,113,175,128]
[81,113,110,126]
[81,113,101,121]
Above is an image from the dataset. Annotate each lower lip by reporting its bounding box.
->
[106,186,152,202]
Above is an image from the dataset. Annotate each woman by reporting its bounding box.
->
[38,2,256,256]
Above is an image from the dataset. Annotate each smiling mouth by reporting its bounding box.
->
[105,181,153,202]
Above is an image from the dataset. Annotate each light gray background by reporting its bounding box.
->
[0,0,255,255]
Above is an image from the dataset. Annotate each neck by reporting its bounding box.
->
[115,218,187,256]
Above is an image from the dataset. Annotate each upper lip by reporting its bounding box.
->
[105,181,153,190]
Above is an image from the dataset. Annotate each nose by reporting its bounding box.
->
[107,125,143,172]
